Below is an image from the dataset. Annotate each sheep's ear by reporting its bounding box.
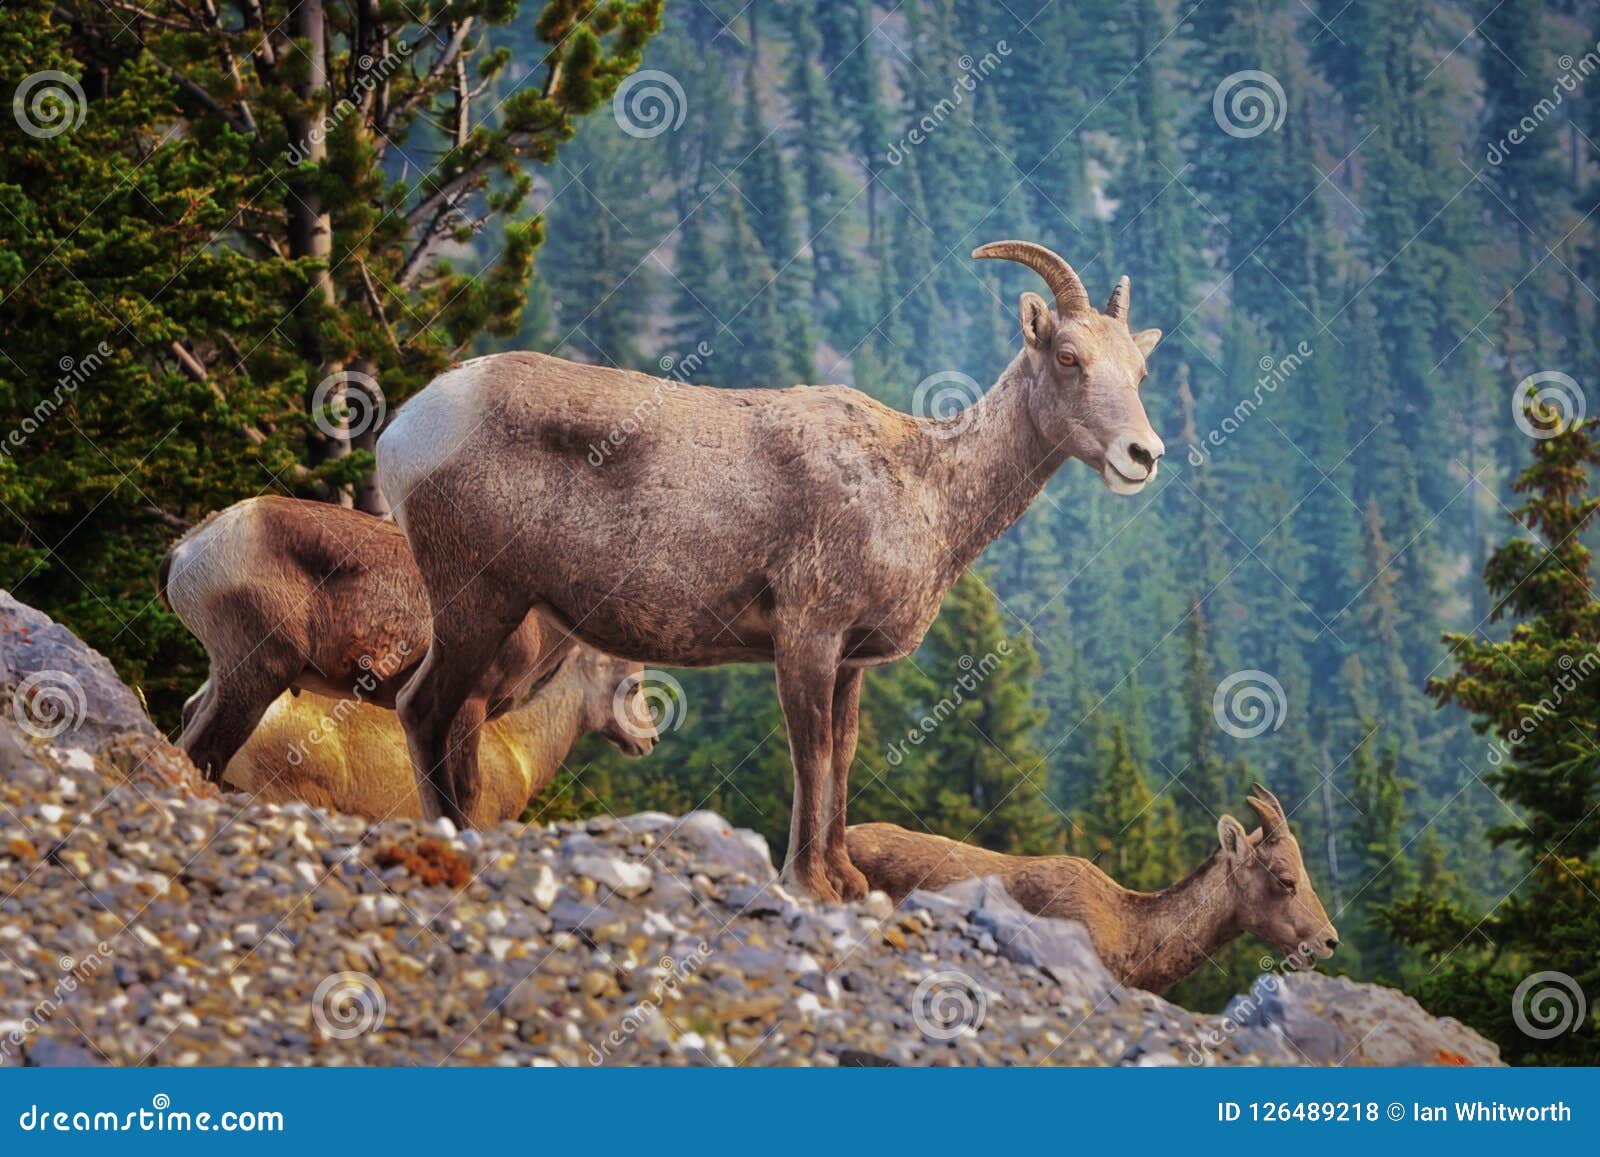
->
[1218,814,1253,866]
[1132,328,1162,358]
[1020,291,1055,350]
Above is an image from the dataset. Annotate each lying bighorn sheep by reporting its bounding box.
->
[220,646,655,825]
[160,496,564,780]
[846,786,1339,992]
[377,240,1164,899]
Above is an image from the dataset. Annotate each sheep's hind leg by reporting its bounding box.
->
[178,669,285,783]
[773,632,843,902]
[397,589,529,829]
[824,665,870,901]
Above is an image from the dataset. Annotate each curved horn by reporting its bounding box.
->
[1246,783,1288,843]
[972,240,1091,316]
[1105,275,1130,321]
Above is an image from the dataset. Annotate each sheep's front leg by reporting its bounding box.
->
[774,633,842,902]
[825,666,870,900]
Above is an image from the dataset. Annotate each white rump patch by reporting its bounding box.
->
[376,361,489,520]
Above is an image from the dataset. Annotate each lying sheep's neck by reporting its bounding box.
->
[1114,853,1239,992]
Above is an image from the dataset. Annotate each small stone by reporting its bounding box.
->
[860,891,894,920]
[530,864,559,911]
[570,854,653,899]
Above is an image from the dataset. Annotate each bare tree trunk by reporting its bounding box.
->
[1318,749,1344,915]
[347,357,391,517]
[287,0,350,505]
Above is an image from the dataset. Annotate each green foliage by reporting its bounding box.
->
[1078,724,1184,892]
[1,1,660,724]
[1384,418,1600,1063]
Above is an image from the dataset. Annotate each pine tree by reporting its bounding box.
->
[1179,598,1228,858]
[540,125,664,370]
[1385,417,1600,1064]
[737,52,814,381]
[1079,725,1182,891]
[721,190,793,386]
[911,574,1063,855]
[783,2,859,333]
[6,2,661,724]
[1346,739,1415,982]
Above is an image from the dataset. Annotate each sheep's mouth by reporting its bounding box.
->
[1101,460,1153,495]
[608,733,656,758]
[1278,940,1335,969]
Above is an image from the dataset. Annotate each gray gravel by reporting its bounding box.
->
[0,731,1499,1067]
[0,592,1500,1067]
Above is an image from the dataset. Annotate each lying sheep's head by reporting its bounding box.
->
[1217,784,1339,967]
[573,650,658,758]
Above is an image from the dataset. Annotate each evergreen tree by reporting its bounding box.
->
[1346,739,1415,982]
[1386,417,1600,1064]
[912,574,1064,855]
[737,52,814,381]
[1079,725,1183,892]
[4,2,660,723]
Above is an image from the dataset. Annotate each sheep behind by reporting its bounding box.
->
[162,496,559,780]
[221,646,656,826]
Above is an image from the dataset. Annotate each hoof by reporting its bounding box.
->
[827,856,870,902]
[782,858,843,903]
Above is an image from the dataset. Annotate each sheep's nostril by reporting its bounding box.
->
[1128,441,1157,472]
[1325,937,1340,952]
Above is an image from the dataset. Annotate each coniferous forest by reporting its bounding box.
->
[3,0,1600,1062]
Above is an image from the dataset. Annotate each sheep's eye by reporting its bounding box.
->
[1057,350,1077,367]
[1276,877,1297,894]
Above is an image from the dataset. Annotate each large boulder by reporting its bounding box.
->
[906,876,1119,1006]
[1,590,157,751]
[1223,970,1502,1066]
[0,591,208,796]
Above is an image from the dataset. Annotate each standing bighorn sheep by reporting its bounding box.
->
[377,241,1164,899]
[160,496,564,779]
[845,786,1339,992]
[220,646,655,826]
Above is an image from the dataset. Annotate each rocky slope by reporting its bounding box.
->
[0,593,1499,1067]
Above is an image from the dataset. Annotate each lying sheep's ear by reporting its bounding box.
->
[1217,814,1253,866]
